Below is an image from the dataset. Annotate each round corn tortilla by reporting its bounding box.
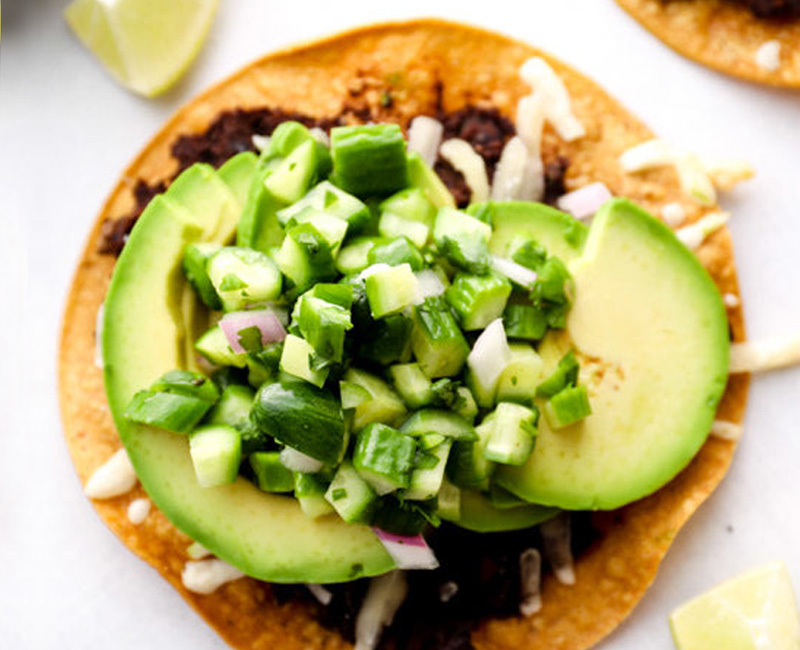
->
[616,0,800,88]
[59,18,749,650]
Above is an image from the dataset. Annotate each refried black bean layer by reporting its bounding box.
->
[661,0,800,19]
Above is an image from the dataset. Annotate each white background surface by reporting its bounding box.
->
[1,1,799,648]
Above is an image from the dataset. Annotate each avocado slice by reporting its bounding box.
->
[218,151,259,205]
[103,165,393,583]
[496,199,729,510]
[440,489,559,533]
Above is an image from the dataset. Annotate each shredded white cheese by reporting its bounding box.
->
[306,583,333,605]
[541,514,576,586]
[439,581,459,603]
[711,420,744,441]
[354,571,408,650]
[84,448,138,499]
[94,303,104,369]
[519,548,543,616]
[661,202,687,228]
[309,127,330,147]
[677,154,717,206]
[675,212,729,251]
[724,293,741,308]
[730,338,800,374]
[492,136,544,202]
[181,559,244,595]
[519,58,586,142]
[439,138,490,204]
[127,498,151,525]
[701,157,755,191]
[251,134,271,152]
[187,542,212,560]
[755,40,782,72]
[515,94,547,155]
[407,116,444,168]
[619,139,677,173]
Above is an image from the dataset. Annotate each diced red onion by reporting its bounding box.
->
[219,309,286,354]
[373,529,439,570]
[540,513,575,586]
[306,583,333,605]
[439,138,490,204]
[407,116,444,168]
[519,548,543,616]
[280,447,323,473]
[556,182,613,220]
[467,319,512,394]
[491,256,538,288]
[413,269,446,305]
[355,571,409,650]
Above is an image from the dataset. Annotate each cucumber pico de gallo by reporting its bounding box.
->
[123,120,589,555]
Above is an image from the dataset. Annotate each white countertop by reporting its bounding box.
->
[1,0,799,648]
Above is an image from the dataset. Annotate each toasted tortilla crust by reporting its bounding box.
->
[616,0,800,87]
[59,19,749,650]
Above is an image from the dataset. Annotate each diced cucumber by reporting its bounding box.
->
[410,296,470,379]
[277,180,370,232]
[400,409,478,441]
[378,212,431,249]
[353,423,417,495]
[250,451,294,492]
[436,478,461,520]
[263,139,320,204]
[236,166,284,253]
[357,313,413,365]
[445,273,512,331]
[503,303,548,341]
[488,483,529,510]
[150,370,220,402]
[330,124,409,197]
[544,385,592,429]
[339,380,372,410]
[377,187,436,248]
[453,386,479,423]
[294,472,335,519]
[446,416,495,491]
[295,295,352,363]
[433,207,492,246]
[204,384,254,429]
[325,461,378,523]
[263,121,313,159]
[388,363,434,409]
[207,247,282,311]
[405,439,452,501]
[306,283,354,309]
[367,237,425,271]
[125,390,212,434]
[536,350,580,398]
[189,424,242,488]
[276,222,337,293]
[195,326,247,368]
[364,263,418,318]
[283,210,349,255]
[279,334,328,387]
[496,344,545,405]
[335,237,384,275]
[407,151,456,209]
[183,242,222,309]
[483,402,539,466]
[343,368,407,430]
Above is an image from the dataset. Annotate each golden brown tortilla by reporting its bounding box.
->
[59,19,749,650]
[616,0,800,87]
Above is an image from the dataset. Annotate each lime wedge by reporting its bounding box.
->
[670,562,800,650]
[64,0,219,97]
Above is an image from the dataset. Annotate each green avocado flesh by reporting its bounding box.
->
[440,490,559,533]
[103,155,393,583]
[496,199,729,510]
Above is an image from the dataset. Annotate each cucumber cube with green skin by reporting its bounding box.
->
[453,387,479,423]
[250,451,294,492]
[536,350,580,398]
[279,334,328,388]
[378,187,437,248]
[339,381,372,410]
[189,425,242,488]
[370,498,439,536]
[343,368,407,430]
[330,124,409,197]
[251,380,345,464]
[195,326,248,368]
[503,303,548,341]
[407,151,456,209]
[405,439,452,501]
[263,121,313,159]
[125,390,213,434]
[545,385,592,429]
[364,263,418,318]
[446,273,512,331]
[282,209,349,255]
[150,370,220,402]
[484,402,539,466]
[353,423,417,495]
[276,222,337,292]
[400,409,478,441]
[439,232,491,275]
[335,237,384,275]
[436,478,461,520]
[378,212,431,250]
[207,247,282,312]
[388,363,434,409]
[306,283,354,309]
[357,313,413,366]
[465,367,496,409]
[446,416,496,491]
[496,344,545,406]
[410,296,470,379]
[433,207,492,247]
[325,461,378,523]
[294,472,335,519]
[296,295,352,363]
[263,140,320,205]
[204,384,255,429]
[277,181,370,232]
[367,237,425,271]
[236,166,285,254]
[183,242,222,309]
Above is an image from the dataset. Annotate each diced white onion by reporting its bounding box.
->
[661,202,687,228]
[439,138,490,204]
[730,338,800,374]
[556,182,613,220]
[280,447,323,473]
[306,583,333,605]
[413,269,446,305]
[354,571,409,650]
[94,303,104,369]
[181,559,244,595]
[519,548,543,616]
[251,134,271,152]
[127,498,151,525]
[467,319,512,394]
[619,139,676,173]
[724,293,741,308]
[491,256,538,288]
[677,154,717,206]
[439,581,459,603]
[755,40,782,72]
[701,157,755,191]
[187,542,212,560]
[675,212,729,251]
[519,58,586,142]
[373,529,439,570]
[84,448,138,499]
[407,116,444,168]
[540,513,576,586]
[491,136,544,202]
[309,127,330,147]
[710,420,744,441]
